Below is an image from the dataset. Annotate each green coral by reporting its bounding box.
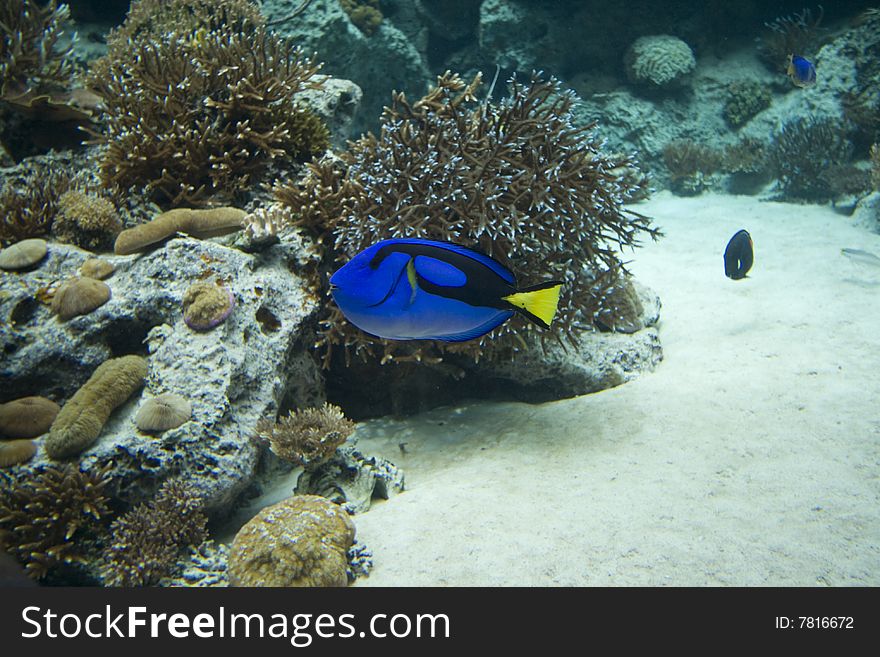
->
[723,81,771,128]
[102,479,208,587]
[0,464,112,581]
[86,1,329,207]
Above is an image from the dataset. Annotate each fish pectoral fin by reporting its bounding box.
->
[406,257,418,304]
[502,281,563,329]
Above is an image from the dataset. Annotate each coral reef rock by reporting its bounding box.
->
[0,234,322,511]
[228,494,355,587]
[295,445,405,514]
[265,0,429,134]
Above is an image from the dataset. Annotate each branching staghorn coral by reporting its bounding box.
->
[0,464,112,581]
[0,1,96,159]
[87,1,328,207]
[102,478,208,587]
[276,72,659,365]
[256,403,355,469]
[0,0,74,99]
[0,161,72,244]
[772,116,853,201]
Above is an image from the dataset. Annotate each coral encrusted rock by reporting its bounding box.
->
[228,495,355,587]
[0,235,321,512]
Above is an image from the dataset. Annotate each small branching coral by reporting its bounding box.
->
[0,1,95,159]
[87,0,328,207]
[757,6,825,71]
[256,403,356,470]
[276,72,659,365]
[722,138,770,175]
[0,464,113,581]
[772,116,853,201]
[0,0,74,100]
[662,140,721,195]
[0,161,72,245]
[102,479,208,587]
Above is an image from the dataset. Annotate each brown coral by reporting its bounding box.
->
[757,7,825,71]
[0,237,47,270]
[256,403,355,469]
[228,495,354,587]
[80,258,115,280]
[51,277,111,320]
[135,393,191,433]
[0,396,60,439]
[45,355,147,459]
[0,439,36,467]
[0,163,72,245]
[87,1,328,206]
[113,207,246,255]
[101,478,208,587]
[182,281,235,331]
[53,190,121,251]
[0,464,112,580]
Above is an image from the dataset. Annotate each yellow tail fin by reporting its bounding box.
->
[502,282,563,329]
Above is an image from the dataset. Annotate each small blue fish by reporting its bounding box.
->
[787,54,816,88]
[330,238,564,341]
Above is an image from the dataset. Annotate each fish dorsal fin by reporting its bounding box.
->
[380,238,515,284]
[413,255,467,287]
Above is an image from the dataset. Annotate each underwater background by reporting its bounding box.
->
[0,0,878,586]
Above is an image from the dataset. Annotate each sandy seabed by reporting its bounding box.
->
[348,192,880,586]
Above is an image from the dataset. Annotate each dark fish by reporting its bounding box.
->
[724,229,753,280]
[787,54,816,88]
[330,238,564,341]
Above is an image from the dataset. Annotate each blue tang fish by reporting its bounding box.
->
[787,54,816,88]
[330,238,564,341]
